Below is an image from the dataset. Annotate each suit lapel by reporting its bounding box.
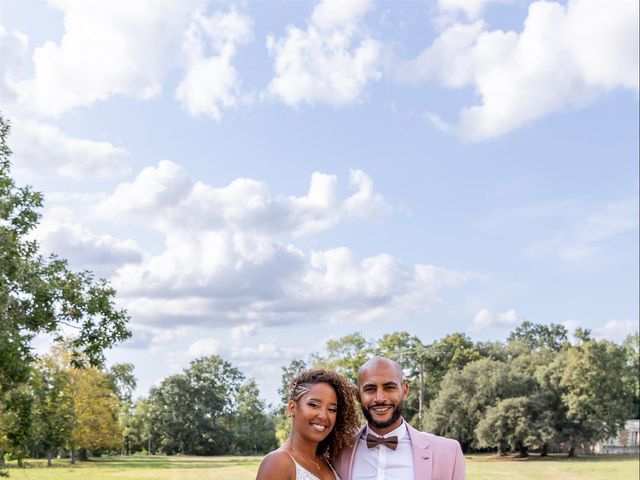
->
[407,424,432,480]
[346,425,367,480]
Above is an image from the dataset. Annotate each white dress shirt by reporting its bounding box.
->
[352,421,414,480]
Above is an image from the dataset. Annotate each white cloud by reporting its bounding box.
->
[175,8,253,120]
[0,26,29,106]
[397,0,639,140]
[593,320,639,342]
[36,218,143,275]
[528,198,639,262]
[98,161,389,236]
[12,0,205,116]
[9,118,130,179]
[471,308,520,330]
[97,163,472,329]
[265,0,381,106]
[231,322,261,341]
[437,0,517,22]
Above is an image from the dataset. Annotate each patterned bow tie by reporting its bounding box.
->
[366,433,399,450]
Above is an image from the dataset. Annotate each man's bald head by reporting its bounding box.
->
[357,357,403,386]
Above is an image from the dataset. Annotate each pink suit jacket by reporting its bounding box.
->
[334,422,465,480]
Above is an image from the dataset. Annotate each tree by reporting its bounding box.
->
[425,358,535,451]
[476,397,533,457]
[622,333,639,419]
[147,355,245,455]
[231,380,277,454]
[0,113,130,469]
[508,321,569,352]
[559,339,632,456]
[311,332,374,383]
[30,355,74,466]
[68,365,123,461]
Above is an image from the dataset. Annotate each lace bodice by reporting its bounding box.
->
[287,453,341,480]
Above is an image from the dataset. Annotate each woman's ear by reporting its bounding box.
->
[287,400,296,418]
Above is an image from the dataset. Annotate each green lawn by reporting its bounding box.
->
[5,454,639,479]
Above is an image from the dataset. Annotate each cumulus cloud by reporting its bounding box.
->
[397,0,639,140]
[98,163,472,328]
[528,198,639,262]
[9,118,130,179]
[265,0,381,106]
[175,8,253,120]
[471,308,520,330]
[0,26,29,106]
[12,0,206,116]
[98,161,389,235]
[37,218,143,275]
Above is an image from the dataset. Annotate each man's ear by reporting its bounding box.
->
[402,382,409,397]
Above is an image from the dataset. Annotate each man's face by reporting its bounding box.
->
[358,361,408,434]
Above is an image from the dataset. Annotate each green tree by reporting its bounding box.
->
[476,397,533,457]
[508,321,569,352]
[425,358,534,451]
[311,332,374,383]
[559,339,632,456]
[231,380,277,454]
[147,355,244,455]
[622,333,639,419]
[0,113,130,471]
[30,356,74,466]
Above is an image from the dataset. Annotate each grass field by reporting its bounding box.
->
[5,453,639,479]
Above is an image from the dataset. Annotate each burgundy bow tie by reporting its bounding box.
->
[366,433,399,450]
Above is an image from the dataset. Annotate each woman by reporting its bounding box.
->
[256,369,359,480]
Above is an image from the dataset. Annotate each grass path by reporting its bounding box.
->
[5,453,639,479]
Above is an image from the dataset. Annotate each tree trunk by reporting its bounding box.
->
[47,450,52,467]
[568,445,576,457]
[70,447,76,465]
[78,448,88,461]
[517,443,528,458]
[540,443,549,457]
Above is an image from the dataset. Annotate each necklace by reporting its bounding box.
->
[288,440,321,472]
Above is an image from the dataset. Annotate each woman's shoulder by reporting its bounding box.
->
[256,448,296,479]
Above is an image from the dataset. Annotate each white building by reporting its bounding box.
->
[595,420,640,454]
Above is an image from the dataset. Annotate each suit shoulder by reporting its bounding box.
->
[410,426,461,450]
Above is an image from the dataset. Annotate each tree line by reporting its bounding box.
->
[3,326,637,466]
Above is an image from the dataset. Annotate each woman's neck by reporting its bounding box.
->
[288,431,319,457]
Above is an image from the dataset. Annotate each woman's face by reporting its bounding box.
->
[289,382,338,442]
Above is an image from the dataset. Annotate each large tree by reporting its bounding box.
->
[0,114,130,470]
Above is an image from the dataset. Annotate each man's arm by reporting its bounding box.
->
[451,441,466,480]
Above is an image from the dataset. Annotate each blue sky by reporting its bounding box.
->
[1,0,638,405]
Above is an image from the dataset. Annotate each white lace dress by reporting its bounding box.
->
[287,453,342,480]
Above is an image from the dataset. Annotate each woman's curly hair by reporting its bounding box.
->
[289,368,360,461]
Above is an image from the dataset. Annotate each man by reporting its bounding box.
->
[334,357,465,480]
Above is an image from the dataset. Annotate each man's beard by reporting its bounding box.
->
[361,402,403,430]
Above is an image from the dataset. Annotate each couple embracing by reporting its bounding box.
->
[257,357,465,480]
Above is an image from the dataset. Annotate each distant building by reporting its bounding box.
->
[595,420,640,454]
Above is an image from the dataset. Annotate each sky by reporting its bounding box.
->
[1,0,638,406]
